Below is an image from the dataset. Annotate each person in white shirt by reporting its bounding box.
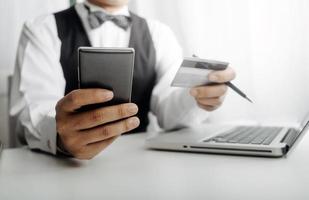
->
[10,0,236,159]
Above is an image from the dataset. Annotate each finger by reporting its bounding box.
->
[196,97,224,107]
[79,117,140,145]
[190,84,227,98]
[57,89,114,112]
[71,103,138,130]
[198,104,219,112]
[74,136,118,160]
[208,67,236,83]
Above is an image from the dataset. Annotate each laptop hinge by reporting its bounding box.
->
[281,120,309,149]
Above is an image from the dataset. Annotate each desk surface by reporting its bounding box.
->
[0,132,309,200]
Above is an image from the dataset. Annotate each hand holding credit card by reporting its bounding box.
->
[171,55,253,103]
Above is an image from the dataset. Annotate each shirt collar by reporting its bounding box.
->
[84,0,130,17]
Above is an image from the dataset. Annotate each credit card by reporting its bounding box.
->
[171,57,229,88]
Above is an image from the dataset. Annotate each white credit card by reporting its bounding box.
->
[171,57,229,88]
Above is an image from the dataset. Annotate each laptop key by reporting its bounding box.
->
[228,128,257,143]
[205,126,283,145]
[215,128,238,138]
[262,129,282,145]
[204,128,233,142]
[211,128,244,143]
[250,132,271,144]
[209,127,256,143]
[225,127,253,140]
[238,128,265,144]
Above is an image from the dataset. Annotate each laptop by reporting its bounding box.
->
[145,116,309,157]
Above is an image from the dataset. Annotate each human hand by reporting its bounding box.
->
[190,67,236,111]
[55,89,139,160]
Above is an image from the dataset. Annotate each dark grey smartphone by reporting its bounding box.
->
[78,47,135,111]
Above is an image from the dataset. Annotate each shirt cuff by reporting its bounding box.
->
[173,88,209,127]
[35,113,57,154]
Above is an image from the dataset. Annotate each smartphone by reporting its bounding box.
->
[78,47,135,110]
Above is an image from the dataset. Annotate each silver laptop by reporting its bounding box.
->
[145,116,309,157]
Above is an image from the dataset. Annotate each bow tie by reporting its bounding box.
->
[88,10,131,30]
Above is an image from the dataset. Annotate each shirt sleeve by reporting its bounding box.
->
[10,15,65,154]
[147,20,210,130]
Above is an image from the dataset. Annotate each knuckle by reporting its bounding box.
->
[124,119,131,132]
[216,76,224,83]
[64,137,78,149]
[55,110,70,129]
[124,117,139,131]
[100,126,111,138]
[196,88,207,97]
[197,88,204,96]
[91,110,105,123]
[56,122,67,134]
[68,91,80,106]
[117,104,127,117]
[55,100,63,112]
[72,119,82,129]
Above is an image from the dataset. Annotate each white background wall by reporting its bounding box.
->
[0,0,69,147]
[132,0,309,126]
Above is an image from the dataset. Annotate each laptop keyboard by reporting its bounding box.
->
[204,126,283,145]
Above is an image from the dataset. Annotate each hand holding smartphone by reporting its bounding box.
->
[78,47,135,110]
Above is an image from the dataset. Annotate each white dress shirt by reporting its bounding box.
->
[10,1,208,154]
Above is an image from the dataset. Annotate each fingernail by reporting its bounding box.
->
[127,104,138,115]
[190,89,198,97]
[209,74,219,82]
[104,91,114,100]
[129,117,140,127]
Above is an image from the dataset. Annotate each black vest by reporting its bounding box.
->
[54,7,156,132]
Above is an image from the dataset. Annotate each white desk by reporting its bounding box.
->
[0,132,309,200]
